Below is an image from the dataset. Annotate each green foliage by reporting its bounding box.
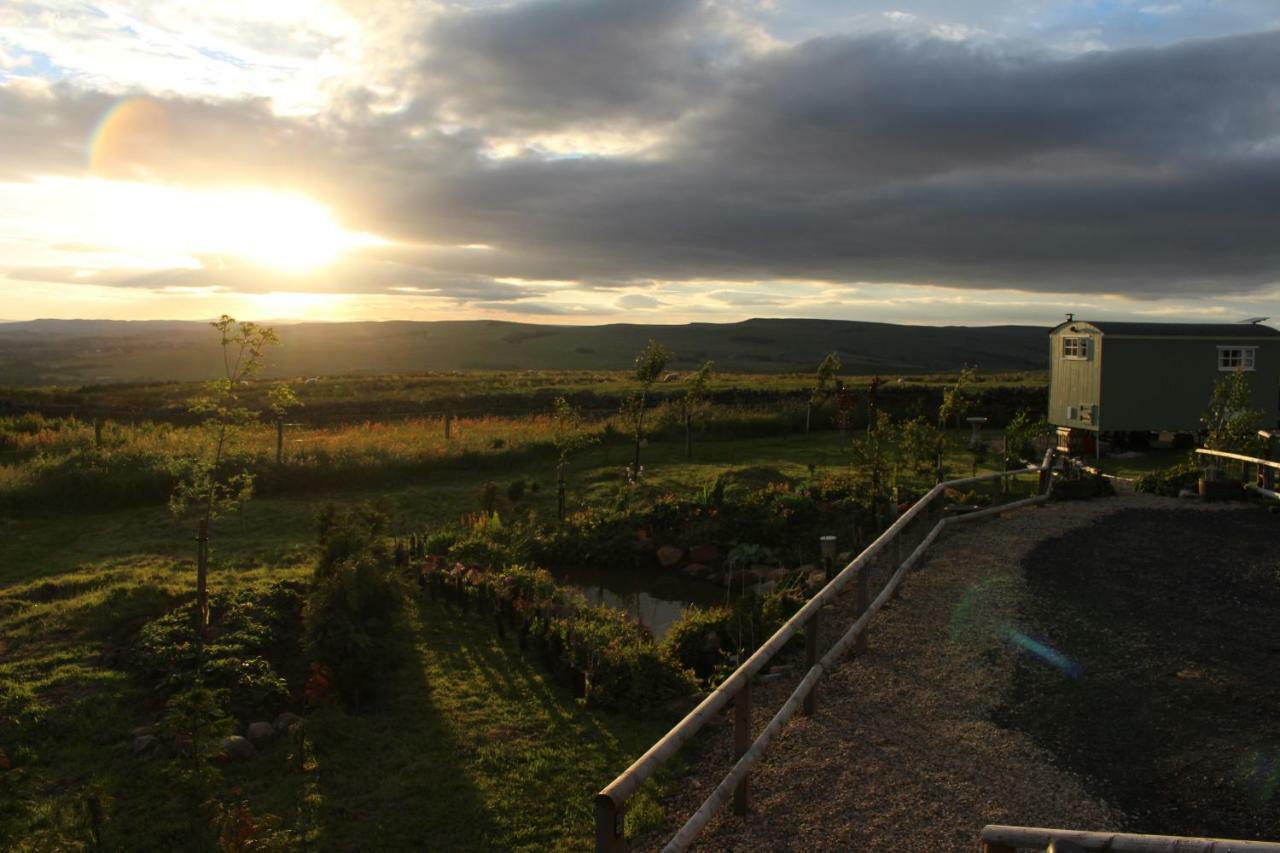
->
[1004,408,1049,464]
[551,604,697,710]
[633,340,672,386]
[1202,369,1264,456]
[811,351,842,403]
[938,364,976,428]
[158,686,235,849]
[628,340,673,471]
[305,511,408,706]
[316,500,392,577]
[1134,460,1201,496]
[660,605,734,680]
[131,583,302,717]
[661,588,803,684]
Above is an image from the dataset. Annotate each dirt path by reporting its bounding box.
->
[654,494,1247,852]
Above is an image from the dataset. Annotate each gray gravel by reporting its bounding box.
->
[650,495,1241,852]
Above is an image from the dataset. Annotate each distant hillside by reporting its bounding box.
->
[0,318,1051,385]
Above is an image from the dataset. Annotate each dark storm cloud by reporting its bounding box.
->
[405,27,1280,294]
[419,0,729,132]
[6,5,1280,301]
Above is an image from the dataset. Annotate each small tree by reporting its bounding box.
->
[1202,369,1263,456]
[1004,409,1049,469]
[551,396,597,520]
[808,352,841,433]
[169,316,283,647]
[679,360,714,459]
[934,365,977,481]
[851,411,899,504]
[629,339,671,474]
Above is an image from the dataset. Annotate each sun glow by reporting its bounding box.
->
[104,182,381,271]
[2,177,384,272]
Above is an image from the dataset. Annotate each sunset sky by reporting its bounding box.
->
[3,0,1279,325]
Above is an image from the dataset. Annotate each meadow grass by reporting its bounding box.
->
[0,426,1027,849]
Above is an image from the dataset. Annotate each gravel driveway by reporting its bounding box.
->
[650,494,1251,852]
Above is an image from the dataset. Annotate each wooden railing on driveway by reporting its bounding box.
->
[980,823,1280,852]
[595,450,1057,852]
[1195,447,1280,499]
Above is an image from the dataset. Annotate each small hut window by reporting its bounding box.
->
[1218,347,1257,371]
[1062,337,1090,359]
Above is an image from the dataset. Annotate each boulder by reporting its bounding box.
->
[765,567,789,583]
[747,564,775,584]
[682,562,713,580]
[687,544,722,565]
[748,581,777,597]
[274,711,303,734]
[656,545,684,568]
[132,734,158,755]
[247,721,275,743]
[129,724,154,738]
[805,569,827,589]
[219,735,256,762]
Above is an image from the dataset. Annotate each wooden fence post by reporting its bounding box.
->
[805,401,812,434]
[444,412,452,440]
[94,418,103,448]
[595,795,624,853]
[854,565,869,655]
[890,533,903,600]
[733,682,751,814]
[276,418,284,465]
[803,609,820,716]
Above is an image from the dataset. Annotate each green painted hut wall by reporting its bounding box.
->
[1099,336,1280,432]
[1047,322,1280,433]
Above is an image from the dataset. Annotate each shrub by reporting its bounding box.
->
[661,606,734,680]
[132,582,303,718]
[661,586,805,684]
[1134,460,1200,496]
[305,538,407,707]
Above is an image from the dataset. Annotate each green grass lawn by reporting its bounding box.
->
[0,429,1011,850]
[1093,447,1192,480]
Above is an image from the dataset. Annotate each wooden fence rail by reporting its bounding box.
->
[980,823,1280,852]
[1195,447,1280,498]
[595,450,1057,852]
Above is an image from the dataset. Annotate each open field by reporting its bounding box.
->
[3,364,1276,851]
[0,318,1051,386]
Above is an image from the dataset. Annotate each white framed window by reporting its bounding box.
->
[1217,346,1257,371]
[1062,336,1090,359]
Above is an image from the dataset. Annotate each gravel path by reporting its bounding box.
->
[652,494,1242,852]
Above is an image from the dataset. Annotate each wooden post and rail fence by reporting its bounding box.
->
[595,449,1058,852]
[1194,447,1280,500]
[979,824,1280,852]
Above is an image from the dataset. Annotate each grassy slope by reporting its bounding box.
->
[3,431,1005,849]
[0,317,1050,385]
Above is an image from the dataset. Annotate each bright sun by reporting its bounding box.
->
[5,178,383,273]
[104,183,381,271]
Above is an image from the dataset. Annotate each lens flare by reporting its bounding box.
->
[1005,628,1082,679]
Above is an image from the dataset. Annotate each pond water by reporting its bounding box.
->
[550,565,729,640]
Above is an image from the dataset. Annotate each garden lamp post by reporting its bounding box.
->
[966,416,988,448]
[819,534,838,581]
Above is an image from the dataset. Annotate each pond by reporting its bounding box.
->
[550,564,729,640]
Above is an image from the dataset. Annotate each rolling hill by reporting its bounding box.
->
[0,318,1051,385]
